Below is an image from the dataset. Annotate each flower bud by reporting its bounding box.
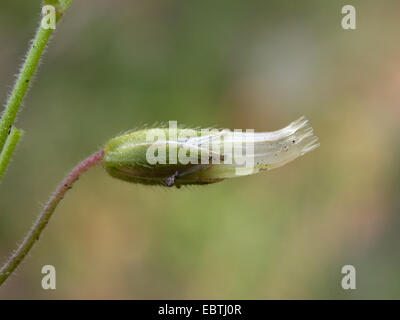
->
[103,117,319,187]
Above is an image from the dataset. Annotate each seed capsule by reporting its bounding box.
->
[103,117,319,187]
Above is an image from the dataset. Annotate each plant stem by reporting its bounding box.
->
[0,127,23,182]
[0,25,53,154]
[0,0,73,181]
[0,150,104,286]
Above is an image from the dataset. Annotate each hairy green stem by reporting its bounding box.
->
[0,127,23,182]
[0,150,104,286]
[0,25,53,154]
[0,0,73,180]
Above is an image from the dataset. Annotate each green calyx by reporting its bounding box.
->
[103,128,223,187]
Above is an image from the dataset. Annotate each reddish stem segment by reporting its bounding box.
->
[0,150,104,286]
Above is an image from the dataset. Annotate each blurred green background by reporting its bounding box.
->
[1,0,400,299]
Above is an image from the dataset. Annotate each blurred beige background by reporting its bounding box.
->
[1,0,400,299]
